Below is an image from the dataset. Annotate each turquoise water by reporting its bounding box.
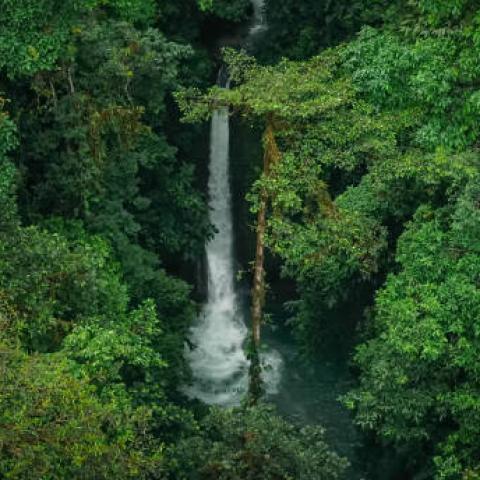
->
[263,319,365,479]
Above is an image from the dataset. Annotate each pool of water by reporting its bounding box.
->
[263,321,366,480]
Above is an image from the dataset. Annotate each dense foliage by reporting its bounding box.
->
[256,0,386,61]
[345,183,480,478]
[0,0,347,479]
[3,0,480,478]
[179,0,480,477]
[168,404,348,480]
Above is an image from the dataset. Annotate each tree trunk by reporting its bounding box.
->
[251,189,267,349]
[248,116,280,404]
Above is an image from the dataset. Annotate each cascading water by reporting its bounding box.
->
[183,78,250,405]
[249,0,268,37]
[183,0,282,406]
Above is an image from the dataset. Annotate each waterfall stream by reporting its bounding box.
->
[183,0,281,406]
[249,0,268,37]
[183,97,250,405]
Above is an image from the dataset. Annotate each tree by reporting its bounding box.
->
[196,0,251,22]
[167,403,348,480]
[255,0,387,61]
[0,345,163,480]
[0,223,128,352]
[345,176,480,479]
[343,1,480,151]
[0,0,157,79]
[0,220,200,476]
[8,11,211,305]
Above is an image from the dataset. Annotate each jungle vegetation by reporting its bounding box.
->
[1,0,479,479]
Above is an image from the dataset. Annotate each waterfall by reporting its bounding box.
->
[249,0,267,37]
[183,85,250,405]
[183,0,281,407]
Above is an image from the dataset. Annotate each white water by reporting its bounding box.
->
[183,104,250,405]
[183,0,281,406]
[249,0,268,37]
